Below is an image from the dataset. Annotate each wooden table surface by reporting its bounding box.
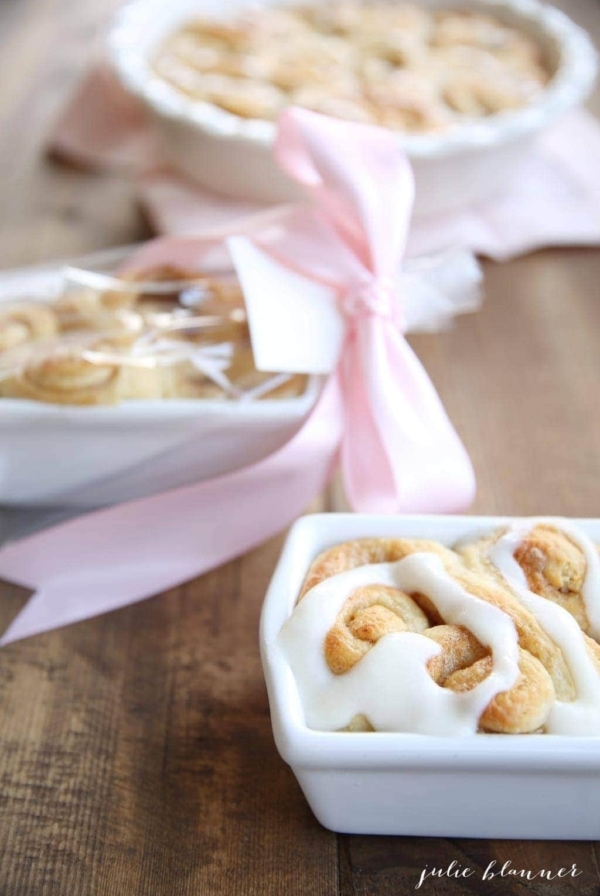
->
[1,0,599,893]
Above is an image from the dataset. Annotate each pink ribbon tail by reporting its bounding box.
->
[340,319,475,512]
[0,377,342,645]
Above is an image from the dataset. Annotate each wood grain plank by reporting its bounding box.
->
[0,0,335,892]
[0,532,337,896]
[409,248,600,518]
[1,0,600,892]
[0,0,147,269]
[340,837,600,895]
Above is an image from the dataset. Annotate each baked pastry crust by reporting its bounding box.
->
[460,523,595,635]
[1,335,168,405]
[1,266,306,405]
[0,302,58,352]
[153,2,550,133]
[290,523,600,735]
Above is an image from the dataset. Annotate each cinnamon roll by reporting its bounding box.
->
[153,2,550,134]
[1,336,167,405]
[53,284,138,333]
[458,520,600,734]
[56,266,246,337]
[280,521,600,736]
[224,345,307,399]
[460,522,599,637]
[432,8,546,78]
[169,343,307,401]
[0,302,58,352]
[1,266,306,405]
[108,265,246,338]
[53,292,101,332]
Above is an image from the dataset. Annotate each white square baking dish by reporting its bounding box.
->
[108,0,598,216]
[260,513,600,838]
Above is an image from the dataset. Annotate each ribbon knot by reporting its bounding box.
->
[340,278,404,329]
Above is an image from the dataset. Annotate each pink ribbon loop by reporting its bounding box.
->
[275,108,414,277]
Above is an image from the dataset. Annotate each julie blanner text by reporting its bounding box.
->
[415,859,582,889]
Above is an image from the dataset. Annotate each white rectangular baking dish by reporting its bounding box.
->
[0,386,318,507]
[108,0,597,215]
[260,513,600,838]
[0,249,319,507]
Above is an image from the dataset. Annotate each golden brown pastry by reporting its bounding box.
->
[366,71,453,132]
[441,646,554,734]
[299,536,460,597]
[324,583,430,674]
[289,86,374,122]
[2,350,122,405]
[459,522,600,690]
[432,8,546,79]
[460,522,596,635]
[224,344,307,399]
[169,343,307,401]
[153,2,550,134]
[53,293,106,332]
[100,265,245,323]
[1,266,306,406]
[283,522,600,736]
[1,336,167,405]
[53,284,138,333]
[0,302,58,352]
[297,537,557,733]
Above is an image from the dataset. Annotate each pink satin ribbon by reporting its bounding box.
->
[266,110,476,513]
[0,109,475,645]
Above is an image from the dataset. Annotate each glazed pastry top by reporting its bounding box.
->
[279,519,600,735]
[153,2,550,133]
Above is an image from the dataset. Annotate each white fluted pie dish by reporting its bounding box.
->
[108,0,597,215]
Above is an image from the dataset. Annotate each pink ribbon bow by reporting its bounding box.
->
[243,109,476,513]
[0,109,474,645]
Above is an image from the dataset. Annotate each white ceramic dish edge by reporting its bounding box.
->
[0,252,320,505]
[107,0,598,212]
[260,513,600,838]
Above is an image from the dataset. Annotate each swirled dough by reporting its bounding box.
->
[0,303,58,352]
[153,3,550,133]
[280,521,600,735]
[1,266,306,404]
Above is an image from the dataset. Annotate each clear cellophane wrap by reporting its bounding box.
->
[0,238,479,525]
[0,247,307,407]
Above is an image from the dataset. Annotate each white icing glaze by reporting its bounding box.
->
[489,517,600,735]
[278,553,519,736]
